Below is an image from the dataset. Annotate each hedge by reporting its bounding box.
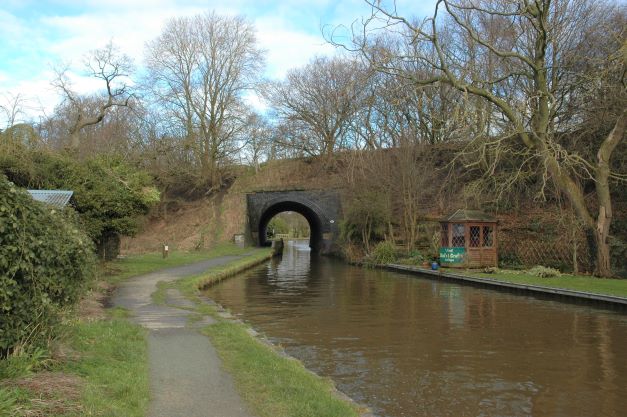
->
[0,175,95,355]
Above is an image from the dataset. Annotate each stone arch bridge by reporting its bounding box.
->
[246,190,341,254]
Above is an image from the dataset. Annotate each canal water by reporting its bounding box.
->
[204,241,627,417]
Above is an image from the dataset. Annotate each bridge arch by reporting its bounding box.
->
[246,190,341,254]
[258,200,323,251]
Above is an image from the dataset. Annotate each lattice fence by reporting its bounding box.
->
[498,235,594,273]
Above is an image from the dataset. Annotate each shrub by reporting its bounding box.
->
[399,250,425,266]
[368,241,398,265]
[0,175,95,356]
[528,265,561,278]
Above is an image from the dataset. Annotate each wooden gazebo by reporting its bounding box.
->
[439,209,497,268]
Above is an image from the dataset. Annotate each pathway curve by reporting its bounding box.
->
[111,257,256,417]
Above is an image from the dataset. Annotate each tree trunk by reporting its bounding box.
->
[594,205,612,277]
[69,130,81,149]
[592,109,626,276]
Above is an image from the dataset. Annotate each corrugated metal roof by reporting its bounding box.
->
[441,209,496,223]
[27,190,73,208]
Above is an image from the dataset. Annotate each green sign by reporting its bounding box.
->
[440,247,465,264]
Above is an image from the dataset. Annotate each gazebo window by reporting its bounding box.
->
[441,223,449,247]
[483,226,493,247]
[452,223,465,247]
[470,226,480,247]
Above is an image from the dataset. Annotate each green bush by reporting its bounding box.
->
[528,265,561,278]
[1,147,159,258]
[368,241,398,265]
[0,175,95,356]
[398,250,426,266]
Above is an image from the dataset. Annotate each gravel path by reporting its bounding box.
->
[111,257,256,417]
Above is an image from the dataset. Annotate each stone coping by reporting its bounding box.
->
[386,264,627,307]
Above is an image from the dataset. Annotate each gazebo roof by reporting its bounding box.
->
[27,190,73,208]
[441,209,496,223]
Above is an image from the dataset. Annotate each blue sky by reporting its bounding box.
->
[0,0,436,122]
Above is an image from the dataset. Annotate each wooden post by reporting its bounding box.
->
[163,243,169,259]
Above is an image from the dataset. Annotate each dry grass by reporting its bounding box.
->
[6,372,84,417]
[120,197,218,253]
[76,280,114,321]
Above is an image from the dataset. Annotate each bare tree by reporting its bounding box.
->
[53,41,134,150]
[0,93,43,149]
[262,56,369,158]
[144,12,264,187]
[0,93,27,130]
[341,0,626,276]
[348,32,475,149]
[241,112,273,172]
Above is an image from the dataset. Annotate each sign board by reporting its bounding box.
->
[440,247,465,264]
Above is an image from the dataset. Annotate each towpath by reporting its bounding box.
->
[111,256,256,417]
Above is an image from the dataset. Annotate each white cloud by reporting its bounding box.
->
[256,18,336,79]
[243,92,268,113]
[0,74,58,124]
[0,0,438,121]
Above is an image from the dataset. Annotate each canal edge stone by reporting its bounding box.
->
[385,264,627,308]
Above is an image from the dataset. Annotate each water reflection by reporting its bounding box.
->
[205,241,627,417]
[265,240,311,293]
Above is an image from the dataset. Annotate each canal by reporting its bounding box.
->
[204,241,627,417]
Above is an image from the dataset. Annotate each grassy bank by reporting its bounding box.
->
[204,322,360,417]
[178,248,274,293]
[465,270,627,298]
[0,310,148,417]
[65,311,149,417]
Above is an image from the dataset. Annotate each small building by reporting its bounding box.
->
[439,209,497,268]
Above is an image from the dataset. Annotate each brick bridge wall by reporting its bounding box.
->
[246,190,342,254]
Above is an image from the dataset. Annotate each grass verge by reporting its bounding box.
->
[465,270,627,298]
[64,311,149,417]
[102,244,251,285]
[0,310,148,417]
[204,322,360,417]
[178,248,274,294]
[149,248,273,306]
